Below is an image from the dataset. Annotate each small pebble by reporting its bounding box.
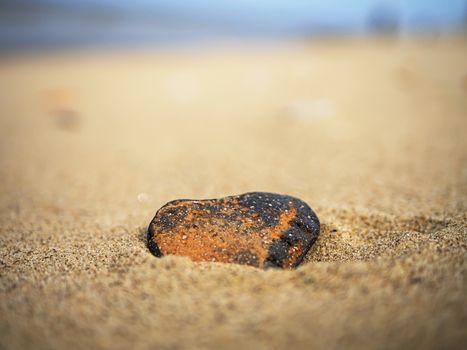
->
[147,192,320,269]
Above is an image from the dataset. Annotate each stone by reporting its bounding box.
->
[147,192,320,269]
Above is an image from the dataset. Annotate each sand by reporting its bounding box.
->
[0,36,466,350]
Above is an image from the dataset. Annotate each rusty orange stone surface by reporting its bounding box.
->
[147,192,320,269]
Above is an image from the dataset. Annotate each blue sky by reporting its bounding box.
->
[0,0,465,50]
[60,0,466,28]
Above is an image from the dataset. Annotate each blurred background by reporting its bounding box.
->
[0,0,466,210]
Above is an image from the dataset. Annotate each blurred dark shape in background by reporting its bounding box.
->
[43,87,81,131]
[366,2,400,36]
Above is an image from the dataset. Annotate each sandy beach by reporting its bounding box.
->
[0,36,466,349]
